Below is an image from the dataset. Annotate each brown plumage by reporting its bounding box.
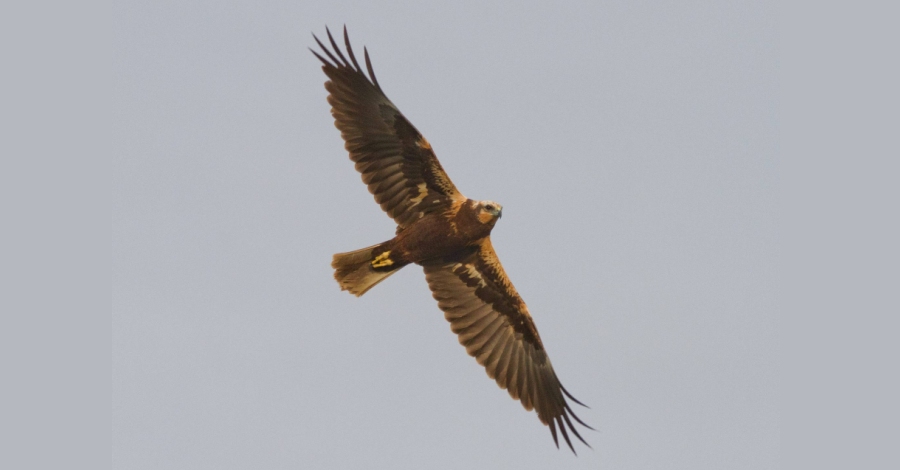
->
[313,27,592,453]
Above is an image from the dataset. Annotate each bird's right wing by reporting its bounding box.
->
[312,27,466,230]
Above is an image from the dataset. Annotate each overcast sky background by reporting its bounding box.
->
[112,1,778,468]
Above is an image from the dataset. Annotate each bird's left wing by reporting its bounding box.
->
[311,27,465,230]
[421,238,592,453]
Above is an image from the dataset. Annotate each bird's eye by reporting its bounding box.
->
[484,204,494,212]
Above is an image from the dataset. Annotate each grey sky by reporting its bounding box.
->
[113,1,778,468]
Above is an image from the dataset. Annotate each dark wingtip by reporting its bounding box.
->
[326,26,350,67]
[557,416,577,455]
[549,419,559,449]
[311,33,340,66]
[309,47,329,66]
[561,384,589,408]
[363,46,382,91]
[562,413,592,450]
[342,25,363,72]
[565,401,596,431]
[312,26,380,92]
[547,383,595,453]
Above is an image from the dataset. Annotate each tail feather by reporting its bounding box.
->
[331,244,401,296]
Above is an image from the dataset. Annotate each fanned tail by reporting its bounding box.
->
[331,244,402,296]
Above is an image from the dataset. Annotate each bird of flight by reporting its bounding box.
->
[312,27,591,453]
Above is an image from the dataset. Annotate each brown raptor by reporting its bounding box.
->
[312,27,592,453]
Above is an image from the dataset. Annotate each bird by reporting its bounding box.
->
[311,26,592,453]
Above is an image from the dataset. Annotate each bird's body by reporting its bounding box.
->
[388,199,500,262]
[313,27,591,453]
[333,199,501,296]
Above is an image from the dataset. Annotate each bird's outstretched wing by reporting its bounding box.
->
[312,27,465,230]
[421,238,593,453]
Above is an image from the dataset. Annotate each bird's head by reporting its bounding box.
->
[476,200,503,225]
